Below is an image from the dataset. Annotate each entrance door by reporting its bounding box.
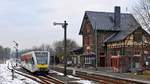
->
[100,57,105,67]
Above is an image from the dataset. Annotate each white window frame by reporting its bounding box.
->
[85,57,92,64]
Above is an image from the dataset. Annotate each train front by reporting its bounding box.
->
[35,51,50,72]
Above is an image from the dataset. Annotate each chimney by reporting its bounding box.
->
[114,6,121,27]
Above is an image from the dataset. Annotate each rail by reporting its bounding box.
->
[51,66,150,84]
[15,69,65,84]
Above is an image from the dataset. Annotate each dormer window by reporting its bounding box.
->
[134,32,142,43]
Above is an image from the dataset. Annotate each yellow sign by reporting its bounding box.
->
[36,64,48,68]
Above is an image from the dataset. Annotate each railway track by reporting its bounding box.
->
[51,66,150,84]
[75,71,150,84]
[46,75,64,84]
[51,68,116,84]
[51,67,114,83]
[75,71,124,84]
[15,68,65,84]
[15,66,150,84]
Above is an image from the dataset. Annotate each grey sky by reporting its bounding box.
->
[0,0,137,49]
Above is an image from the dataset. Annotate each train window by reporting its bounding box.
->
[35,52,48,64]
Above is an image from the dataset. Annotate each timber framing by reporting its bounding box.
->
[79,6,150,72]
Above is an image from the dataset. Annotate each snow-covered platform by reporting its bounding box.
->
[53,65,150,84]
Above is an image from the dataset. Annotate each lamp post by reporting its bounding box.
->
[53,21,68,76]
[95,22,98,70]
[13,41,18,66]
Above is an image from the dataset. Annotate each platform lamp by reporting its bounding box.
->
[53,21,68,76]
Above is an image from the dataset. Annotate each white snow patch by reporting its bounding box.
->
[72,80,95,84]
[0,59,39,84]
[50,70,95,84]
[49,70,64,76]
[67,75,81,79]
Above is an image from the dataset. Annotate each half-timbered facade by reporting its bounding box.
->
[79,6,150,72]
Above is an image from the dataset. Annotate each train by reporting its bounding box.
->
[20,51,50,73]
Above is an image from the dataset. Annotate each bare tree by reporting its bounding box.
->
[39,44,55,56]
[0,45,11,63]
[53,39,80,62]
[21,44,54,55]
[4,48,11,59]
[134,0,150,31]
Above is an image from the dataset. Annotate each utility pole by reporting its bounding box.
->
[95,22,98,70]
[13,41,18,66]
[53,21,68,76]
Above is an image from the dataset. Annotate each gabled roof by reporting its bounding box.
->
[79,11,141,43]
[105,30,134,43]
[105,27,140,43]
[70,47,83,54]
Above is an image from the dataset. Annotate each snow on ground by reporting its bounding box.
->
[72,80,96,84]
[49,70,64,76]
[50,70,97,84]
[0,59,39,84]
[67,75,81,80]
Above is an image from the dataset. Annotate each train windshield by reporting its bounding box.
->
[35,52,48,64]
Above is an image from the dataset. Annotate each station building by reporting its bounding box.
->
[79,6,150,72]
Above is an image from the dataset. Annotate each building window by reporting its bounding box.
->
[85,57,90,64]
[126,48,132,55]
[86,22,91,33]
[111,48,125,56]
[112,49,118,56]
[89,35,93,45]
[134,32,142,42]
[134,50,140,55]
[84,36,89,45]
[85,57,95,64]
[119,48,125,56]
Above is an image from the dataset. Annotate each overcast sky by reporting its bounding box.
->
[0,0,137,50]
